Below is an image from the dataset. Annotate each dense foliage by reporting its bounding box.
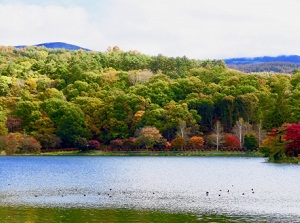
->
[0,46,299,156]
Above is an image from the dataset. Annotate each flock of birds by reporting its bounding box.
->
[205,185,256,197]
[30,186,256,199]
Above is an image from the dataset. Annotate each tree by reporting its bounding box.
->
[232,118,255,148]
[211,120,225,150]
[74,137,89,152]
[135,126,163,149]
[41,98,88,147]
[224,135,240,148]
[171,137,185,151]
[88,140,101,150]
[233,118,244,148]
[110,139,124,150]
[1,133,41,155]
[285,123,300,157]
[259,125,288,161]
[163,101,200,141]
[18,136,41,154]
[244,134,258,151]
[35,133,62,150]
[14,100,42,133]
[189,136,204,150]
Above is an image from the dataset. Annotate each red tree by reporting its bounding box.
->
[285,123,300,157]
[224,135,241,148]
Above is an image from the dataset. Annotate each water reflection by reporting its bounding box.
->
[0,156,300,222]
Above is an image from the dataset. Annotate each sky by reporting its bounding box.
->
[0,0,300,59]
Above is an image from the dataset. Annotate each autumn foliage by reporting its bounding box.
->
[285,123,300,157]
[189,136,204,150]
[0,133,41,155]
[171,137,186,150]
[224,135,240,148]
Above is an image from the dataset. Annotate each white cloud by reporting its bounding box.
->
[1,0,300,59]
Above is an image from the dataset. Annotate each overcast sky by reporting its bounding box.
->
[0,0,299,59]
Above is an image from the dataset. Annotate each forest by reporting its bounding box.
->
[0,46,299,160]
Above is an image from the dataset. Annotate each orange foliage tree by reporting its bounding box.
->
[189,136,204,150]
[171,137,185,151]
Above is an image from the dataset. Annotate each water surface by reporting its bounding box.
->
[1,156,299,222]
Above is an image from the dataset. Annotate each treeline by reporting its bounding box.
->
[0,46,300,155]
[227,62,300,74]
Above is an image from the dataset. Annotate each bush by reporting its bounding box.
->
[171,137,185,151]
[88,140,101,150]
[224,135,240,148]
[0,136,8,152]
[18,137,41,154]
[153,137,167,151]
[110,139,124,150]
[36,133,62,150]
[189,136,204,150]
[123,138,136,151]
[74,137,88,152]
[135,126,162,149]
[244,134,258,151]
[0,133,41,154]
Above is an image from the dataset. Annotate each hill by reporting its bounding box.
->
[224,55,300,73]
[227,62,300,74]
[15,42,91,51]
[224,55,300,65]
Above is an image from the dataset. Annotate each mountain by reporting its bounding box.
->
[15,42,91,51]
[224,55,300,73]
[224,55,300,65]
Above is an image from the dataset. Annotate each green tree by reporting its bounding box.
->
[244,134,258,151]
[41,98,88,147]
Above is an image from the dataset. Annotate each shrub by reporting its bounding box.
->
[244,134,258,151]
[171,137,185,151]
[74,137,88,152]
[110,139,124,150]
[135,126,162,149]
[4,133,23,154]
[153,137,167,151]
[88,140,101,150]
[1,133,41,154]
[123,138,136,151]
[0,136,8,152]
[224,135,241,148]
[36,133,62,150]
[189,136,204,150]
[18,137,41,154]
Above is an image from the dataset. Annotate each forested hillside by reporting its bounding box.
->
[227,62,300,74]
[0,46,299,155]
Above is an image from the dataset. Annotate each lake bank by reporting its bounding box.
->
[40,150,264,157]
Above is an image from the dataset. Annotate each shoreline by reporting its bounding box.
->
[41,150,263,157]
[2,150,299,163]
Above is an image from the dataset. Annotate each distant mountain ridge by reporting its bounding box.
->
[224,55,300,65]
[224,55,300,73]
[15,42,91,51]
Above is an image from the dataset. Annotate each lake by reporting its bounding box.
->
[0,156,300,222]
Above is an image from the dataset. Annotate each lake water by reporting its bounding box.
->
[0,156,300,222]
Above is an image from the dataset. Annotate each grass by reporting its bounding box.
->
[40,150,264,157]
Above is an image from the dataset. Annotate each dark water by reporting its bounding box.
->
[0,156,300,222]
